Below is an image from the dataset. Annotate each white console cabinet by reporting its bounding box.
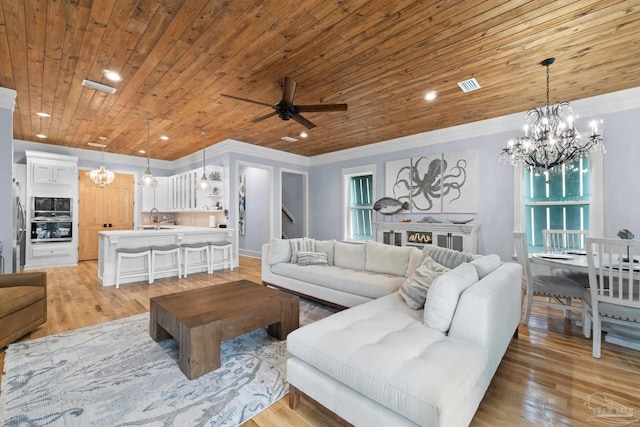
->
[374,222,479,253]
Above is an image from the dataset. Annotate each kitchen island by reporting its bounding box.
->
[98,226,237,287]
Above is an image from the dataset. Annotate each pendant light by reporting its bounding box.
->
[140,118,157,187]
[88,140,115,187]
[199,130,209,190]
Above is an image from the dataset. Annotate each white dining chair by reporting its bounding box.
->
[582,237,640,358]
[542,229,590,287]
[514,232,585,325]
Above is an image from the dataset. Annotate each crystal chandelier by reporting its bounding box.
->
[499,58,605,173]
[89,142,115,187]
[199,130,209,190]
[139,118,158,187]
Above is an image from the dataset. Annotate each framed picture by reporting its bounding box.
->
[441,149,478,213]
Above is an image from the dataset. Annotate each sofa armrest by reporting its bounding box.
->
[0,272,47,290]
[448,262,521,372]
[261,243,272,281]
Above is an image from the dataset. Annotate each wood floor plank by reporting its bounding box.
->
[1,258,639,427]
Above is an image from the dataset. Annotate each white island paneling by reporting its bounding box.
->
[98,226,237,287]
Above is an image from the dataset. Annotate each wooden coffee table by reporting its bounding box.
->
[149,280,299,379]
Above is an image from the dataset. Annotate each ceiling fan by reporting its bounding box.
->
[220,76,347,129]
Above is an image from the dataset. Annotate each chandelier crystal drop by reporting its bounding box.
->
[89,144,115,187]
[199,130,209,190]
[499,58,605,173]
[139,118,158,188]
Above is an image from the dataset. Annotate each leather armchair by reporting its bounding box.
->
[0,272,47,348]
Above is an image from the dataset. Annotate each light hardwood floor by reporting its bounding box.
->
[2,258,639,426]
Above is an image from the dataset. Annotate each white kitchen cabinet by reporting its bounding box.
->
[374,222,479,253]
[168,166,224,211]
[32,163,74,185]
[141,177,168,211]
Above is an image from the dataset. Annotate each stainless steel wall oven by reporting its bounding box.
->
[31,197,73,242]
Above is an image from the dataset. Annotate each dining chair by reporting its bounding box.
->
[514,232,585,325]
[542,229,590,287]
[582,237,640,358]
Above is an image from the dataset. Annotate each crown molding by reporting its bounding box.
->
[0,87,17,111]
[309,86,640,166]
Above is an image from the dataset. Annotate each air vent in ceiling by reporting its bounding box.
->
[281,136,298,142]
[82,79,117,94]
[457,78,481,93]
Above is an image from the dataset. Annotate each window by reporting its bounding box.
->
[518,155,602,252]
[343,165,376,241]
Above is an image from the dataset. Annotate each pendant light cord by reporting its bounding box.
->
[146,118,152,167]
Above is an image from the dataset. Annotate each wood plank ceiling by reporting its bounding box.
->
[1,0,639,160]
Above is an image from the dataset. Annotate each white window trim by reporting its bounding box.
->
[342,164,376,242]
[513,152,604,237]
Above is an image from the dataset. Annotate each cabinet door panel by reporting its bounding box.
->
[32,164,52,183]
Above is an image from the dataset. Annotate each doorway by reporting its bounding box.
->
[78,171,135,260]
[236,163,273,258]
[281,170,308,239]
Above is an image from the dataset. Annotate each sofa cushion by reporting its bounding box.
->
[267,238,292,265]
[399,256,450,309]
[0,286,45,318]
[424,263,479,333]
[290,238,316,264]
[422,245,476,269]
[405,247,425,277]
[315,240,336,266]
[270,263,403,299]
[334,242,366,270]
[287,293,488,426]
[365,240,412,276]
[470,254,501,279]
[296,251,329,266]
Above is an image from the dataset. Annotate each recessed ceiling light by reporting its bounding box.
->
[82,79,117,94]
[36,134,47,139]
[160,135,169,140]
[425,91,437,101]
[299,132,308,138]
[103,70,122,82]
[35,112,51,118]
[139,150,146,154]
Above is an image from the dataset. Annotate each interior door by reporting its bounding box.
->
[78,172,134,261]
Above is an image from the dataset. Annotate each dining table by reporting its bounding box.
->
[531,251,640,351]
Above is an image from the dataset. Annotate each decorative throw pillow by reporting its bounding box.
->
[470,254,501,279]
[315,239,336,266]
[334,242,366,270]
[268,239,292,265]
[290,238,316,264]
[399,255,450,309]
[422,245,475,269]
[296,251,329,266]
[423,263,479,333]
[405,247,426,277]
[364,240,412,276]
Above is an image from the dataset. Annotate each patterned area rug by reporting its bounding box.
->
[0,299,337,427]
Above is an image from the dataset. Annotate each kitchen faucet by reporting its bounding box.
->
[150,207,160,230]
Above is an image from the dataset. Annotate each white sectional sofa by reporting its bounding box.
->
[261,238,522,426]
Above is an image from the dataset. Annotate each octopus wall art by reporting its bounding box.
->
[385,149,478,213]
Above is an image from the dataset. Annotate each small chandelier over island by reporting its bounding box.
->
[499,58,605,173]
[88,140,115,187]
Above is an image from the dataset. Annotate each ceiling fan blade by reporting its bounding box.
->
[251,111,278,123]
[220,93,273,107]
[282,76,297,104]
[297,104,348,112]
[291,113,316,129]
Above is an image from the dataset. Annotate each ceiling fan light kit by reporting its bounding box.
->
[220,76,348,130]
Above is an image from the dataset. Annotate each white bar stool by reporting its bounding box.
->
[150,244,182,284]
[209,240,233,271]
[115,246,151,289]
[180,242,211,278]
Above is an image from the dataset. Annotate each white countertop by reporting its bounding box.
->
[99,226,233,236]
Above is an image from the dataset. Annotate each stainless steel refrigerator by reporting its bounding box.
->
[13,177,26,272]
